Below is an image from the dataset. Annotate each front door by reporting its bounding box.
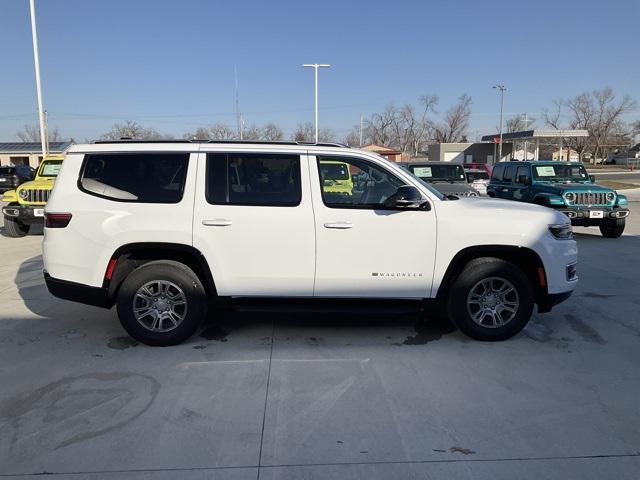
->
[310,154,436,298]
[193,151,315,297]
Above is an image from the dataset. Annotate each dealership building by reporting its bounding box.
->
[0,142,73,168]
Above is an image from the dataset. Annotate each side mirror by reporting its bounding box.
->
[394,185,428,209]
[589,175,596,182]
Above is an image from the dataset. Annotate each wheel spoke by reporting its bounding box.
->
[467,276,520,329]
[133,280,188,333]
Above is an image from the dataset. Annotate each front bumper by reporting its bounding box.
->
[558,207,629,225]
[44,271,112,308]
[2,204,46,224]
[537,291,573,313]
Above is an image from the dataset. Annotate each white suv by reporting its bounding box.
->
[43,141,578,346]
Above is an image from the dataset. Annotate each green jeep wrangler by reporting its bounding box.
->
[487,161,630,238]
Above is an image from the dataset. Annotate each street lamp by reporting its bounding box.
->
[29,0,48,157]
[493,85,507,162]
[303,64,331,143]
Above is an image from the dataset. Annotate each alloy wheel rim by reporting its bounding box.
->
[466,277,519,329]
[133,280,188,333]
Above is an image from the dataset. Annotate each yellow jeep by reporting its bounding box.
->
[318,160,353,196]
[2,156,63,237]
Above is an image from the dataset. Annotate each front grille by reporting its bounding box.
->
[447,191,478,197]
[24,189,50,204]
[573,192,608,206]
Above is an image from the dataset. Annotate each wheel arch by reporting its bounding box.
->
[436,245,547,302]
[104,242,217,301]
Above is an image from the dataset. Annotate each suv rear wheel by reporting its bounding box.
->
[447,257,534,341]
[116,260,206,346]
[599,218,625,238]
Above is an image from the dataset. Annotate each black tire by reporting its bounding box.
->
[447,257,534,341]
[116,260,206,346]
[3,214,30,237]
[599,218,625,238]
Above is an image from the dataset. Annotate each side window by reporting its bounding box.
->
[491,165,504,181]
[317,156,404,209]
[80,153,188,203]
[206,153,301,206]
[516,166,530,184]
[503,166,515,183]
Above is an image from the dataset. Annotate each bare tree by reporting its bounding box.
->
[544,88,637,162]
[507,114,536,132]
[100,120,167,140]
[183,127,213,140]
[431,94,472,143]
[16,124,63,142]
[292,122,335,142]
[209,122,236,140]
[243,124,261,140]
[261,123,284,141]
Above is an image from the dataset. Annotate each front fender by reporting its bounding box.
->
[1,190,18,203]
[617,194,628,207]
[533,193,565,207]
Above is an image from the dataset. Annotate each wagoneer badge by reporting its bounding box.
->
[372,272,424,277]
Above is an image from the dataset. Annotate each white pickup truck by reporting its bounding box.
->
[42,141,578,346]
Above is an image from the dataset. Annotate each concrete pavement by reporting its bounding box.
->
[0,207,639,479]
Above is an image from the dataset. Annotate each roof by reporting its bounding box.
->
[495,160,582,165]
[0,141,73,153]
[481,130,589,142]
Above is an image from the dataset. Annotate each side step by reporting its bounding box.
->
[219,297,434,315]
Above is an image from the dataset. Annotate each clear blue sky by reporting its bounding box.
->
[1,0,639,142]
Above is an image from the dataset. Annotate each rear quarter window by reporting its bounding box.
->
[79,153,189,203]
[491,165,504,181]
[503,166,515,183]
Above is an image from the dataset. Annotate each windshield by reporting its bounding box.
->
[38,160,63,177]
[0,167,16,175]
[532,164,589,182]
[465,170,489,182]
[409,164,466,182]
[319,163,349,180]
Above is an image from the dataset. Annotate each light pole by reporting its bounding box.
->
[303,63,330,143]
[29,0,48,157]
[493,85,506,162]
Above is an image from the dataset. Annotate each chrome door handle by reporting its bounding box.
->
[502,188,509,192]
[324,222,353,229]
[202,219,232,227]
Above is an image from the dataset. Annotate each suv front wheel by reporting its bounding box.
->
[599,218,625,238]
[447,257,534,341]
[116,260,206,346]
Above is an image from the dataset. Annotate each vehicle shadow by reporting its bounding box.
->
[13,254,462,347]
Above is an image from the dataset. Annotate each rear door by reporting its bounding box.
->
[488,164,505,197]
[192,150,315,297]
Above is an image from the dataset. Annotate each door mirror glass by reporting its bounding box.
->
[589,175,596,183]
[392,185,428,209]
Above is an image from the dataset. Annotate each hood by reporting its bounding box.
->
[535,182,613,193]
[449,196,569,226]
[429,182,477,194]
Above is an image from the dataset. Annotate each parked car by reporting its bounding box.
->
[43,141,577,346]
[0,165,35,193]
[1,156,63,237]
[463,165,491,196]
[487,161,629,238]
[402,162,480,197]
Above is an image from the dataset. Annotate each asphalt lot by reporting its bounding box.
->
[0,203,639,479]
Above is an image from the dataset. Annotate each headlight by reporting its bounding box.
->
[606,192,615,202]
[564,192,576,204]
[549,223,573,240]
[18,189,28,200]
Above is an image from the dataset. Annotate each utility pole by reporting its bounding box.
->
[234,66,241,139]
[359,114,363,147]
[239,114,244,140]
[303,63,331,143]
[29,0,48,157]
[493,85,506,162]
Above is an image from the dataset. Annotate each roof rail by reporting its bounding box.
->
[93,139,350,148]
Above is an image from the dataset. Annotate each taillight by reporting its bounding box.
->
[45,213,72,228]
